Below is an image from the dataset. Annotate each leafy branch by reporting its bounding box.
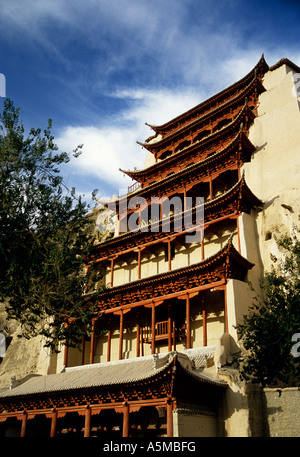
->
[0,99,103,351]
[237,228,300,387]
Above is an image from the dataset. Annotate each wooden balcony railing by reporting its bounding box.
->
[128,181,141,194]
[143,320,185,344]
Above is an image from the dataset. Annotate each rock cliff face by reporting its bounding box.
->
[94,195,118,241]
[0,304,47,389]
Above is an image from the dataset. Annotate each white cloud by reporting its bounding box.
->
[56,87,202,196]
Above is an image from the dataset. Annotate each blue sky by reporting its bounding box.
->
[1,0,300,204]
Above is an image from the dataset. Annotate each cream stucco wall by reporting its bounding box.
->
[173,410,218,437]
[263,387,300,437]
[244,63,300,272]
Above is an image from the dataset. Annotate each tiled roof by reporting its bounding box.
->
[0,350,226,399]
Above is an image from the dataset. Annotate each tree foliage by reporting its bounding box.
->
[237,230,300,387]
[0,99,101,351]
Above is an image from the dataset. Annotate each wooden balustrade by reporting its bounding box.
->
[128,181,141,193]
[143,320,185,344]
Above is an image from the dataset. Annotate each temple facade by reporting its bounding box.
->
[0,55,300,437]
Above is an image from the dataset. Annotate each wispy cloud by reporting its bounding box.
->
[56,87,202,196]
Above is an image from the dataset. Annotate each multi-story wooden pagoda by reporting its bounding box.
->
[1,55,299,437]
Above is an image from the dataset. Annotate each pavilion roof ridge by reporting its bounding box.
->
[90,173,262,256]
[136,99,256,155]
[141,75,263,147]
[119,132,255,199]
[0,353,177,399]
[0,350,227,402]
[143,54,268,135]
[116,109,256,199]
[120,129,254,183]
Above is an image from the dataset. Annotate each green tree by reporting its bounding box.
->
[0,99,101,351]
[237,230,300,387]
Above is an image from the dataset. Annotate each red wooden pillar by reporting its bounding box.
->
[113,309,130,360]
[141,330,144,357]
[145,301,162,355]
[107,316,111,362]
[168,239,172,271]
[201,229,205,260]
[50,409,57,437]
[136,313,140,358]
[138,249,142,279]
[107,328,111,362]
[179,291,198,349]
[166,401,173,437]
[84,406,91,437]
[110,258,114,287]
[186,294,191,349]
[209,176,213,200]
[151,302,156,355]
[122,404,130,437]
[168,305,172,352]
[20,411,27,437]
[136,247,145,280]
[119,310,124,360]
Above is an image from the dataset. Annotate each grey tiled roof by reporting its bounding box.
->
[0,351,226,399]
